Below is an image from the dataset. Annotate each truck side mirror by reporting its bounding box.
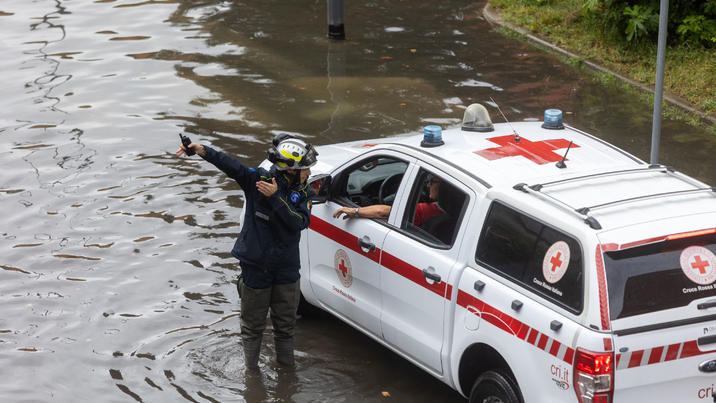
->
[309,174,332,205]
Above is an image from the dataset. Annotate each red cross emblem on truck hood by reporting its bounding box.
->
[474,135,579,165]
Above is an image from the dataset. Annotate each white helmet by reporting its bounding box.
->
[267,134,318,170]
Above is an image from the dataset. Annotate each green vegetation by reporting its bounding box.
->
[488,0,715,121]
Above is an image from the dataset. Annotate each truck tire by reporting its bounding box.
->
[469,370,521,403]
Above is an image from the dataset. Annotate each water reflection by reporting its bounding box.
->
[26,0,70,122]
[0,0,713,401]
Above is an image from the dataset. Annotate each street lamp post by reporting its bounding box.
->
[650,0,669,165]
[327,0,345,40]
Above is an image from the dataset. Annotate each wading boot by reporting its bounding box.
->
[243,339,261,370]
[275,338,295,367]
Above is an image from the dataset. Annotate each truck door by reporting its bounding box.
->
[598,226,716,402]
[307,153,413,337]
[380,168,471,374]
[468,200,587,401]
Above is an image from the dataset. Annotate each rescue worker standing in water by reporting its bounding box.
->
[176,133,317,369]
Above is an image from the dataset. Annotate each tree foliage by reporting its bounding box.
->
[582,0,716,47]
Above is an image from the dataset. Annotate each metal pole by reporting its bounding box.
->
[650,0,669,165]
[327,0,345,40]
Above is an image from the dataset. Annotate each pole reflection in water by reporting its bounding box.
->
[321,41,347,143]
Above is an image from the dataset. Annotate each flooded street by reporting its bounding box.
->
[0,0,713,402]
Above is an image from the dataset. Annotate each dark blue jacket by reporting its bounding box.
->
[202,146,314,286]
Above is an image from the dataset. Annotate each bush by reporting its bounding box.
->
[623,4,659,41]
[583,0,716,47]
[677,15,716,46]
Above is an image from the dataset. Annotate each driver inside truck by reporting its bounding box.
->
[333,174,443,226]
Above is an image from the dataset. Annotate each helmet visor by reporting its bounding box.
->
[298,144,318,168]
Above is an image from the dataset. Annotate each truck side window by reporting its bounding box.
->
[476,201,584,313]
[336,156,408,208]
[400,169,467,247]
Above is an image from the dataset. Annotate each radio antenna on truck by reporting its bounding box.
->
[556,140,574,169]
[490,97,520,142]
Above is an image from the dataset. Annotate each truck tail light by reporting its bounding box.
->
[573,348,614,403]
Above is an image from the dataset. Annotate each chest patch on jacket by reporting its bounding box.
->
[290,191,301,203]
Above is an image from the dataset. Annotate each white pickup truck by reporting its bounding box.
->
[297,105,716,403]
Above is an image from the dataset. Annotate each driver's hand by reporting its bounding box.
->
[333,207,354,220]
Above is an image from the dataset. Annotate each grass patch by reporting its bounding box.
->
[489,0,716,120]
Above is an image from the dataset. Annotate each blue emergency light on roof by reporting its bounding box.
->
[542,109,564,130]
[461,103,494,132]
[421,125,444,147]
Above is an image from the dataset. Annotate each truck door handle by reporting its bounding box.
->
[698,299,716,310]
[511,300,523,311]
[422,268,441,282]
[474,280,485,292]
[698,334,716,347]
[357,237,376,252]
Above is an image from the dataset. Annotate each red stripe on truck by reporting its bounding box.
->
[527,328,539,345]
[309,215,380,262]
[537,334,549,350]
[595,244,617,331]
[517,324,530,340]
[665,343,681,361]
[564,347,575,364]
[380,251,452,299]
[680,341,703,359]
[648,346,664,365]
[309,215,452,300]
[617,341,716,370]
[456,289,575,365]
[549,340,562,357]
[628,350,644,368]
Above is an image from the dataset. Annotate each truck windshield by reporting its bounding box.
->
[603,231,716,320]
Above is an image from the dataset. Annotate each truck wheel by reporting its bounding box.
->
[469,370,521,403]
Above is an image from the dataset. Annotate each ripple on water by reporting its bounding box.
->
[0,265,32,275]
[179,332,364,402]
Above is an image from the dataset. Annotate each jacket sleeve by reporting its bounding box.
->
[267,185,313,233]
[202,146,255,190]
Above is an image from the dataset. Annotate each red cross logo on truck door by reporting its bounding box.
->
[680,246,716,285]
[474,135,580,165]
[339,259,349,277]
[334,249,353,288]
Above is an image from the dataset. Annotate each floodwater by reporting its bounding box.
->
[0,0,713,402]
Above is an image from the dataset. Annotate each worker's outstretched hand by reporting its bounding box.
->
[176,143,206,157]
[256,178,278,197]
